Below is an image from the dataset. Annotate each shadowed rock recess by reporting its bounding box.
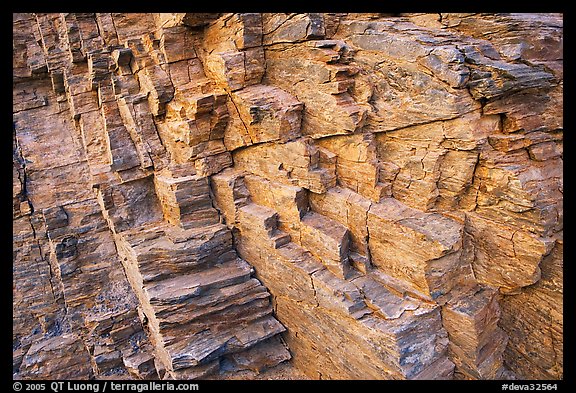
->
[13,13,562,380]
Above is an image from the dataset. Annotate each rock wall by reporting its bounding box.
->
[13,13,562,380]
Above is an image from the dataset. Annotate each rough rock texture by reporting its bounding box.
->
[13,13,562,380]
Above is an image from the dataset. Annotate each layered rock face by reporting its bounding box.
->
[13,13,562,380]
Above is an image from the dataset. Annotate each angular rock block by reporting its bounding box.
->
[472,146,562,237]
[101,101,142,172]
[14,214,67,342]
[238,204,291,250]
[97,175,164,233]
[221,335,291,374]
[95,13,119,47]
[300,212,351,280]
[484,88,563,134]
[159,74,231,172]
[499,239,563,380]
[137,65,175,116]
[117,223,235,283]
[13,14,48,79]
[233,138,336,194]
[465,49,556,101]
[205,48,265,91]
[117,94,167,170]
[367,197,464,300]
[243,174,308,240]
[311,268,367,318]
[309,187,372,257]
[358,305,452,379]
[167,88,228,146]
[264,40,366,138]
[111,13,157,44]
[68,89,100,120]
[158,26,197,63]
[166,314,285,372]
[35,200,155,380]
[154,169,220,230]
[373,116,493,212]
[232,197,453,380]
[78,110,112,171]
[87,51,112,90]
[210,168,251,228]
[465,212,555,293]
[351,274,421,320]
[436,150,479,212]
[317,132,387,202]
[230,84,303,145]
[443,286,507,379]
[19,333,93,379]
[155,13,221,29]
[339,20,482,132]
[114,215,287,378]
[204,13,262,51]
[145,258,253,310]
[124,38,157,73]
[263,13,326,45]
[194,151,233,177]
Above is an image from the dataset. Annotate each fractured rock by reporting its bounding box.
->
[13,12,562,382]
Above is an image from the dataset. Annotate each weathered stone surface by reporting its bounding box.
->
[14,13,562,381]
[471,145,562,237]
[241,174,307,240]
[157,26,197,63]
[232,197,452,380]
[204,13,263,51]
[137,65,175,116]
[263,13,326,44]
[155,13,221,29]
[13,68,159,380]
[111,214,287,378]
[484,88,563,134]
[44,199,159,379]
[237,204,291,250]
[465,212,555,293]
[112,13,157,44]
[462,48,556,101]
[300,212,351,279]
[220,336,292,374]
[13,215,68,377]
[228,84,303,147]
[337,19,480,132]
[499,238,562,379]
[97,175,164,233]
[210,168,250,228]
[154,168,220,230]
[443,286,507,379]
[19,333,93,380]
[202,16,265,92]
[264,40,366,138]
[373,112,500,212]
[13,14,48,80]
[233,138,336,194]
[367,197,464,300]
[308,187,371,257]
[118,223,232,283]
[317,133,387,201]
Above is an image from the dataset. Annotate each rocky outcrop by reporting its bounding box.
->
[13,13,562,380]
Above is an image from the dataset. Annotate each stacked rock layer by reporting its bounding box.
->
[13,13,562,380]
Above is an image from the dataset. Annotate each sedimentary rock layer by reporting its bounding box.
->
[13,12,562,380]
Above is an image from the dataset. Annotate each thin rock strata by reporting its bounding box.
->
[13,13,562,380]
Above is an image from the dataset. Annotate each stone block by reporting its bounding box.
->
[300,212,351,279]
